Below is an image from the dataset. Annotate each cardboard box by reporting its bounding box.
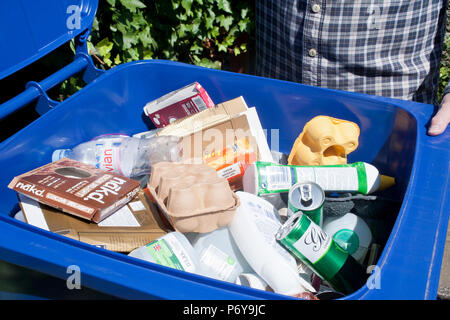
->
[18,190,172,253]
[143,82,215,128]
[8,158,141,223]
[156,96,273,190]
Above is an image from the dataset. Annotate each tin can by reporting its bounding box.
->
[288,181,325,226]
[275,212,366,295]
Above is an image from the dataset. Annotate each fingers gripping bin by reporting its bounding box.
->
[148,162,239,233]
[288,116,360,165]
[0,0,449,301]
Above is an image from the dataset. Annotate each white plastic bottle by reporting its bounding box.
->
[322,212,372,264]
[185,227,254,283]
[244,161,381,196]
[235,273,271,292]
[52,134,181,178]
[128,232,215,278]
[229,191,316,297]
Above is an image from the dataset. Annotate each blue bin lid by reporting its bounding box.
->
[0,0,98,80]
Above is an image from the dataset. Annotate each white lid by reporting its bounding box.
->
[323,213,372,262]
[51,149,70,162]
[363,162,381,194]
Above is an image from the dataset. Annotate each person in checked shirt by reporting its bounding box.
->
[255,1,450,136]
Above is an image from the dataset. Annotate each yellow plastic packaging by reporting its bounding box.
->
[288,116,360,166]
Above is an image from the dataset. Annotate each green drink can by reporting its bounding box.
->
[275,211,366,295]
[288,181,325,226]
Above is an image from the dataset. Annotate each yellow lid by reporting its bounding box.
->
[377,175,396,191]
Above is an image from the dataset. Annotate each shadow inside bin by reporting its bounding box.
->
[0,260,119,300]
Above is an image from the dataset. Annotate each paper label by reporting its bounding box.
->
[191,95,208,111]
[246,199,297,265]
[216,162,242,180]
[145,233,195,272]
[295,167,359,191]
[200,244,236,281]
[95,139,123,175]
[264,165,292,191]
[292,222,331,264]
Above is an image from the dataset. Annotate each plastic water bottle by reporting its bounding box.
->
[52,134,182,178]
[128,232,216,278]
[185,227,254,283]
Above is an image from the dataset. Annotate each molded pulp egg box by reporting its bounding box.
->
[0,0,449,300]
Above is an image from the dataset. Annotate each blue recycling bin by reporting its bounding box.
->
[0,0,449,300]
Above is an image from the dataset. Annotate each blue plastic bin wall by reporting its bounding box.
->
[0,59,449,299]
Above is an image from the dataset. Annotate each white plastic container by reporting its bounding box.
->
[235,273,271,292]
[322,212,372,264]
[185,227,253,283]
[128,232,215,278]
[229,191,316,296]
[243,161,381,196]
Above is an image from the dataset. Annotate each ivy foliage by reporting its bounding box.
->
[89,0,254,69]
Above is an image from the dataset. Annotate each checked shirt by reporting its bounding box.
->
[255,0,449,105]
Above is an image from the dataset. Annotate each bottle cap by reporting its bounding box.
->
[377,175,396,191]
[52,149,70,162]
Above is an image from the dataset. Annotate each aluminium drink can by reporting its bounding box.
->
[288,181,325,226]
[275,211,366,295]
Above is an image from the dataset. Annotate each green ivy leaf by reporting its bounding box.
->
[119,0,146,12]
[96,38,114,57]
[217,0,232,13]
[195,58,221,69]
[114,54,122,65]
[181,0,194,16]
[217,15,233,31]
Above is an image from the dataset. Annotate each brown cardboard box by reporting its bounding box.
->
[18,190,172,253]
[156,96,273,190]
[8,158,141,223]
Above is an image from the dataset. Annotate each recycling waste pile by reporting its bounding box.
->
[8,83,401,300]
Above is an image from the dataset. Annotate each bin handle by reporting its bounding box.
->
[0,29,105,120]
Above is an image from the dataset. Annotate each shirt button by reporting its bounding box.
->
[311,4,321,13]
[308,48,317,57]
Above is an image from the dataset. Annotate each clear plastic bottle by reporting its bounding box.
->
[185,227,254,283]
[52,134,182,178]
[128,232,215,278]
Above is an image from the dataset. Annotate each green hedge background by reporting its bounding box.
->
[0,0,448,141]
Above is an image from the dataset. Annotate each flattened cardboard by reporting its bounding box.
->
[156,96,273,190]
[18,190,172,253]
[8,158,141,223]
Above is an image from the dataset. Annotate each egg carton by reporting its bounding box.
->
[288,115,360,166]
[148,162,240,233]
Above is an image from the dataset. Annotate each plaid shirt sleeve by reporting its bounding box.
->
[255,0,448,105]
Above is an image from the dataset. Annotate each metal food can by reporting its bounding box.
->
[275,211,366,295]
[288,181,325,226]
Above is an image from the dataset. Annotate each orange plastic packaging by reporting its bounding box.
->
[288,116,360,166]
[204,137,257,191]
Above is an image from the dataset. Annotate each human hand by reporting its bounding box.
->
[428,93,450,136]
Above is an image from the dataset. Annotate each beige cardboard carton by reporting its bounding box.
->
[156,96,273,190]
[148,162,239,233]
